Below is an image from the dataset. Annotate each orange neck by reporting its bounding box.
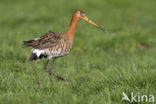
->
[64,15,80,39]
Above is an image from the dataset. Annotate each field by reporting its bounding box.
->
[0,0,156,103]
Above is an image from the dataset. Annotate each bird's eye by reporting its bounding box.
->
[80,11,84,17]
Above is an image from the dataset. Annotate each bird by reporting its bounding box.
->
[23,10,104,82]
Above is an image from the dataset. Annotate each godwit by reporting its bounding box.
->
[23,10,104,82]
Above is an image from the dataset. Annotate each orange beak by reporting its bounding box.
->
[82,14,104,31]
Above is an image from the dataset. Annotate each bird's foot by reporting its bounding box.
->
[47,70,71,82]
[52,73,71,82]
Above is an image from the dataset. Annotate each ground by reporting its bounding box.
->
[0,0,156,104]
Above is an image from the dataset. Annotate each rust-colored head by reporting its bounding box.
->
[73,10,104,31]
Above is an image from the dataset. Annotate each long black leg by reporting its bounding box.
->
[48,58,70,82]
[51,72,69,81]
[48,58,56,82]
[43,60,49,71]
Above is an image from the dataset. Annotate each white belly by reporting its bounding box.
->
[32,48,71,59]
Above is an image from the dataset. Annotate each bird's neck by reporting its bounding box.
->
[64,16,80,39]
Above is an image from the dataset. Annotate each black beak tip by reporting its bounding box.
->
[98,26,105,31]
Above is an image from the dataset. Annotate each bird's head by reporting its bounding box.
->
[74,10,104,31]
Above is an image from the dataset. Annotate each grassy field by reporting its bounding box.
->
[0,0,156,104]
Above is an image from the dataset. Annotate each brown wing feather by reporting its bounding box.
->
[23,30,63,49]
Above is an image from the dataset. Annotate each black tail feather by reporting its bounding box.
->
[23,40,36,47]
[29,53,38,61]
[29,53,47,61]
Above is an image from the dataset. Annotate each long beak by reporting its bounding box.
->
[82,15,104,31]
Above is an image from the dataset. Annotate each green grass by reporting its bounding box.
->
[0,0,156,104]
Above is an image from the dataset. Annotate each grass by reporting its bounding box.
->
[0,0,156,103]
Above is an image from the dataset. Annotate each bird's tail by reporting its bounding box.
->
[23,40,34,47]
[23,40,39,47]
[29,53,38,61]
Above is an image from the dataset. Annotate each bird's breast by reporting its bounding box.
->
[48,39,73,58]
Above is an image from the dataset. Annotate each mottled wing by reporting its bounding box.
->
[35,31,62,49]
[23,31,63,50]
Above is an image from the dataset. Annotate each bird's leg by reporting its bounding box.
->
[51,72,69,81]
[48,58,56,82]
[43,60,49,71]
[48,58,70,82]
